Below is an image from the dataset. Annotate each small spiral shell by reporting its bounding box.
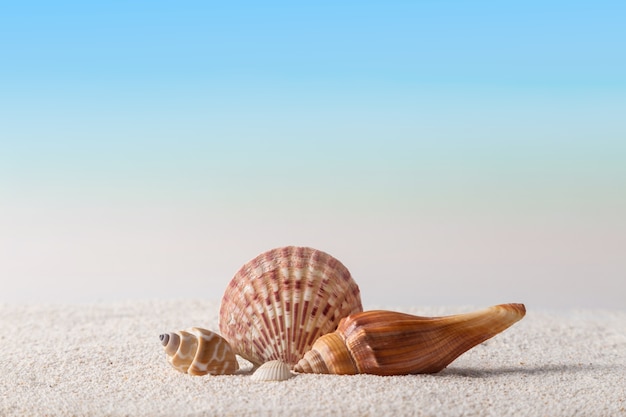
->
[160,327,239,376]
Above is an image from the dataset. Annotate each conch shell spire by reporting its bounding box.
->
[295,303,526,375]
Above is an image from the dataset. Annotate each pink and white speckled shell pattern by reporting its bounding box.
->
[218,246,363,367]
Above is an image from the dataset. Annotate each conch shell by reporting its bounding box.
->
[219,246,363,367]
[160,327,239,375]
[295,303,526,375]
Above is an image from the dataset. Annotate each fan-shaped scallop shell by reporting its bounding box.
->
[219,246,363,367]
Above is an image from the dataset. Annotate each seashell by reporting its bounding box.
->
[295,303,526,375]
[250,360,294,381]
[219,246,363,368]
[159,327,239,375]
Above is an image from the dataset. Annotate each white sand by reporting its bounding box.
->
[1,300,624,417]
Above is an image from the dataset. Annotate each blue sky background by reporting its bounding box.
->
[1,1,625,308]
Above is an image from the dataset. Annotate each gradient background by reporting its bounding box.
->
[1,1,625,309]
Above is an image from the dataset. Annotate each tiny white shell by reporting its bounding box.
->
[250,360,293,381]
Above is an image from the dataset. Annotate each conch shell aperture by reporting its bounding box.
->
[294,303,526,375]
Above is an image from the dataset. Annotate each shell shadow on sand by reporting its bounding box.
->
[439,363,615,378]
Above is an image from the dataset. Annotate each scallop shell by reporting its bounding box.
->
[250,360,294,381]
[160,327,239,375]
[219,246,363,367]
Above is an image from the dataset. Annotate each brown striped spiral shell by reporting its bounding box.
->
[218,246,363,367]
[295,303,527,375]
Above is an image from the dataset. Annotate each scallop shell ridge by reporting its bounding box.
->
[219,246,363,367]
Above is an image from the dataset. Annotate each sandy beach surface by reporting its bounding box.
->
[1,300,624,417]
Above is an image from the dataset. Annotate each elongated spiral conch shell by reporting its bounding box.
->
[294,303,526,375]
[159,327,239,375]
[250,360,294,381]
[219,246,363,368]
